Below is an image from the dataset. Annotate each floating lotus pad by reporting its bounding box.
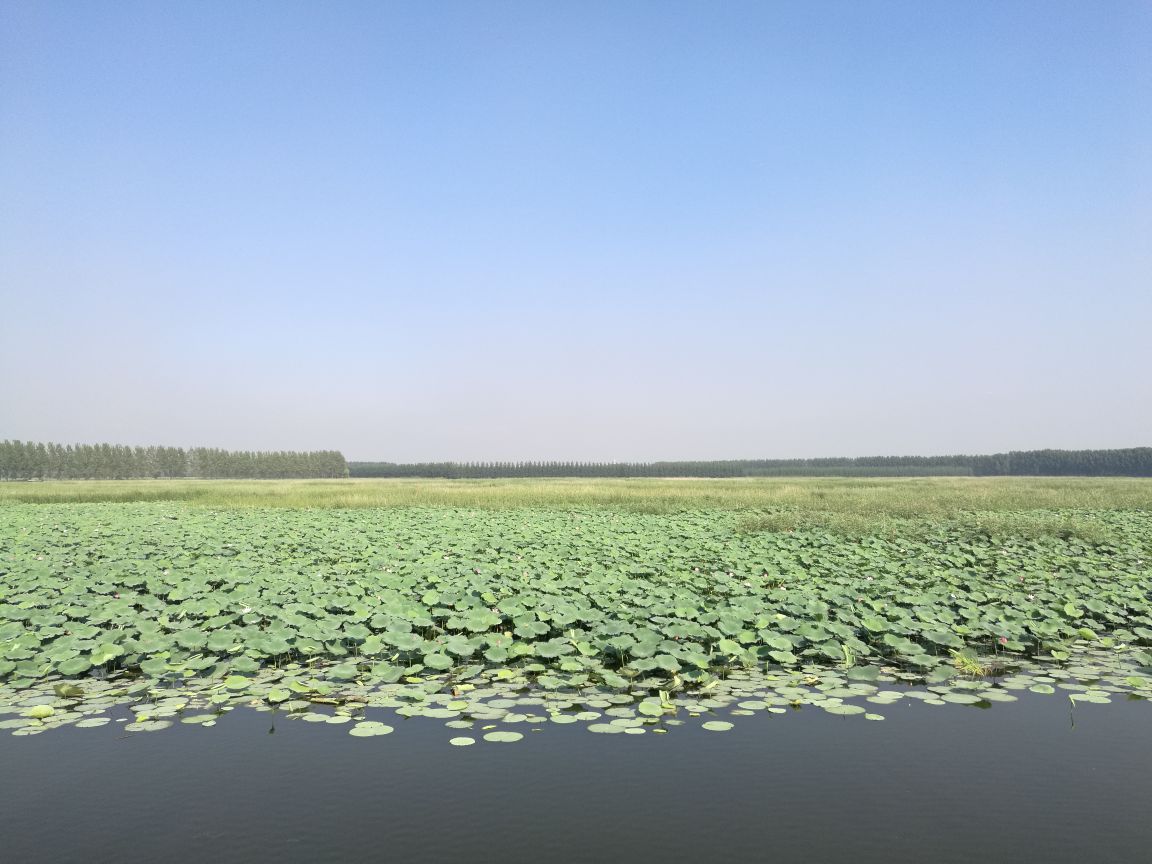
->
[75,717,111,728]
[349,721,394,737]
[0,653,1142,744]
[823,704,866,715]
[483,731,523,743]
[124,720,172,732]
[586,723,624,734]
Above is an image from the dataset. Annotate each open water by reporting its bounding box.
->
[1,693,1149,864]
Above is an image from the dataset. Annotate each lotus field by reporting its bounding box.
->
[2,486,1152,740]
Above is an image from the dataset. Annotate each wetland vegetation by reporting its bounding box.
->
[2,478,1151,743]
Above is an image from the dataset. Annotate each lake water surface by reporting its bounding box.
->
[2,694,1149,864]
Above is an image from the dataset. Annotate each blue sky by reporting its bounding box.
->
[1,1,1149,461]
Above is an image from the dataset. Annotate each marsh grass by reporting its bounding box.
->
[1,477,1149,539]
[736,507,1123,543]
[949,649,1002,677]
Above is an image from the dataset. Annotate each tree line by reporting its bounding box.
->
[0,440,348,480]
[349,448,1152,478]
[4,441,1147,480]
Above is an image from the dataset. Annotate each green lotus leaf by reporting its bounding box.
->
[89,643,124,665]
[483,730,524,743]
[230,656,260,674]
[349,721,394,737]
[139,657,170,676]
[386,632,424,652]
[56,656,92,677]
[328,663,359,681]
[422,653,453,671]
[125,720,173,732]
[823,704,866,715]
[175,630,208,650]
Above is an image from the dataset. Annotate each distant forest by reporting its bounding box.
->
[350,448,1152,478]
[3,441,1149,480]
[0,440,348,480]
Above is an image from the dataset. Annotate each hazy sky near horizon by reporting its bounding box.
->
[2,1,1149,462]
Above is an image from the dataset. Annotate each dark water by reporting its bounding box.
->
[2,696,1149,864]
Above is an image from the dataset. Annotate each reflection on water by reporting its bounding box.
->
[2,693,1150,864]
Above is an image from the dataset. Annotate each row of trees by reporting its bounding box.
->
[0,440,348,480]
[5,440,1146,480]
[964,448,1152,476]
[350,460,971,478]
[350,448,1152,478]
